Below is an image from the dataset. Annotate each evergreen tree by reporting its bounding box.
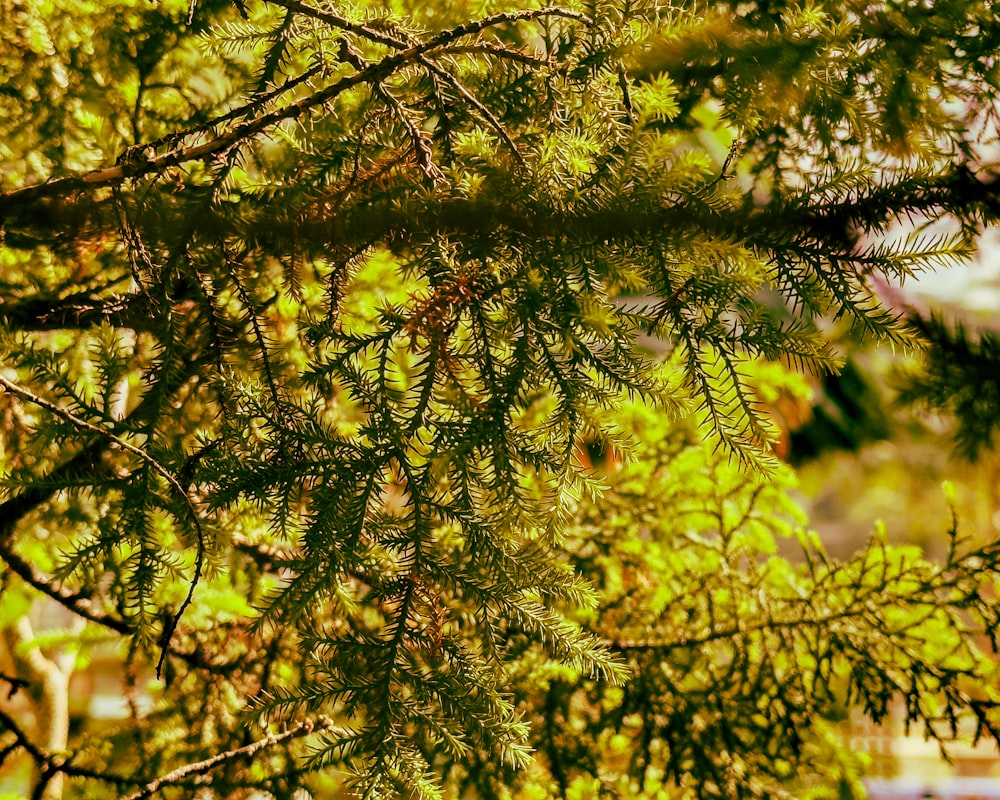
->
[1,0,1000,797]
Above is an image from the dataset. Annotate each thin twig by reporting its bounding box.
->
[265,0,410,49]
[140,64,323,156]
[121,717,336,800]
[378,86,448,187]
[0,542,131,634]
[444,42,550,67]
[0,374,205,678]
[0,672,29,699]
[225,249,284,408]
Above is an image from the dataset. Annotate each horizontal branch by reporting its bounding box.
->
[9,164,999,271]
[0,292,156,333]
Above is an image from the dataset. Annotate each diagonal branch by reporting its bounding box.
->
[444,42,551,67]
[0,6,588,211]
[417,56,526,167]
[0,544,131,635]
[377,86,448,187]
[264,0,410,49]
[121,717,337,800]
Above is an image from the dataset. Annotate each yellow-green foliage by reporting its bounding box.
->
[2,0,1000,798]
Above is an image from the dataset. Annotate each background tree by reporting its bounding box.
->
[2,0,1000,798]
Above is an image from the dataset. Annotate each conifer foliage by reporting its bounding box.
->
[2,0,1000,797]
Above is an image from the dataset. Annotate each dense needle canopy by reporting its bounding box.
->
[2,0,1000,798]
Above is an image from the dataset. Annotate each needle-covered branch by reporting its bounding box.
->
[3,0,1000,797]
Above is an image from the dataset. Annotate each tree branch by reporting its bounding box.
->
[417,55,526,166]
[0,373,207,678]
[0,6,588,213]
[0,544,131,634]
[121,717,337,800]
[264,0,410,49]
[0,706,133,787]
[0,505,242,674]
[0,292,156,333]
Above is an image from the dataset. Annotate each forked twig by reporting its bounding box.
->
[418,55,526,167]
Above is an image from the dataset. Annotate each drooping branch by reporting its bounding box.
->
[0,344,225,665]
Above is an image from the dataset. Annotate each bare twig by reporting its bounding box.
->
[0,293,157,334]
[444,42,550,67]
[0,672,29,699]
[121,717,337,800]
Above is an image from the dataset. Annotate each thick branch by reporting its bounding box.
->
[10,166,1000,258]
